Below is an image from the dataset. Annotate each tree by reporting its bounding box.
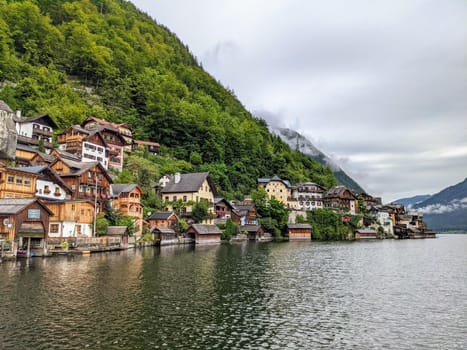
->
[192,200,209,223]
[251,187,269,217]
[222,218,238,240]
[116,215,135,236]
[93,213,109,236]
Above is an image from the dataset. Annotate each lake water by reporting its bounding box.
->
[1,234,466,349]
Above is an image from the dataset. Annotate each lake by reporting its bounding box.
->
[1,234,466,349]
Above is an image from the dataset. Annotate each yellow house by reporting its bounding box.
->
[159,172,216,223]
[0,164,38,198]
[257,176,292,205]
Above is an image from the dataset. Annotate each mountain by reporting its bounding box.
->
[0,0,337,198]
[273,127,365,193]
[411,178,467,231]
[391,194,432,208]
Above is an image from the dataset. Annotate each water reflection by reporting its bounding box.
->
[1,236,466,349]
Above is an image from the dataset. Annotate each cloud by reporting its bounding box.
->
[412,197,467,214]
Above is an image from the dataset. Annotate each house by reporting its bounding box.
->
[359,193,382,209]
[231,203,259,226]
[50,159,112,212]
[29,149,57,166]
[257,175,292,205]
[0,165,38,198]
[285,223,312,241]
[81,116,133,151]
[323,185,358,214]
[186,224,222,244]
[147,211,179,231]
[159,172,216,222]
[44,199,95,237]
[8,165,72,200]
[239,224,264,241]
[106,226,129,248]
[132,140,160,155]
[0,198,52,257]
[56,125,109,169]
[15,113,56,151]
[152,227,178,245]
[355,229,378,240]
[214,197,235,224]
[15,144,42,166]
[110,184,144,237]
[291,182,326,211]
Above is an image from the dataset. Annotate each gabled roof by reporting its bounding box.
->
[188,224,222,235]
[133,140,160,147]
[83,116,130,130]
[214,197,235,209]
[151,227,176,234]
[161,172,216,195]
[147,212,177,220]
[257,176,292,188]
[9,165,48,174]
[239,225,263,233]
[14,114,58,128]
[106,226,129,236]
[30,149,57,164]
[287,223,312,229]
[51,149,81,161]
[325,185,357,199]
[10,165,72,194]
[111,184,142,196]
[0,198,53,215]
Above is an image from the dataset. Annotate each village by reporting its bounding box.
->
[0,100,436,260]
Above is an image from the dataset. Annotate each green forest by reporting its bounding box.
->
[0,0,336,201]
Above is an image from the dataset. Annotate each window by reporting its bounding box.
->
[79,185,84,193]
[44,185,50,194]
[88,171,92,178]
[76,225,82,235]
[24,177,31,186]
[50,224,59,233]
[165,196,169,201]
[71,204,75,211]
[183,196,187,202]
[173,196,177,201]
[16,176,23,185]
[81,209,84,215]
[71,185,76,191]
[7,175,14,184]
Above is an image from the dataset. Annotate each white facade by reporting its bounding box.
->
[376,211,394,235]
[16,121,53,143]
[35,179,68,200]
[292,182,325,211]
[48,221,93,238]
[81,141,108,169]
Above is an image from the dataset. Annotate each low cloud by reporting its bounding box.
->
[411,197,467,214]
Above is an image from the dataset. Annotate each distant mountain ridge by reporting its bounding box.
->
[392,194,432,208]
[272,127,365,193]
[395,178,467,231]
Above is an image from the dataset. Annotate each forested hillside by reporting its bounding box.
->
[0,0,336,198]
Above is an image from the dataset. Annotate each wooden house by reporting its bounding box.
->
[50,159,112,212]
[186,224,222,244]
[286,223,312,241]
[257,175,292,206]
[159,172,216,222]
[239,224,264,241]
[15,113,56,151]
[56,125,109,169]
[0,165,38,198]
[231,203,259,226]
[355,229,378,240]
[15,144,41,166]
[82,116,133,151]
[9,165,72,200]
[214,197,235,224]
[324,185,358,214]
[132,140,160,155]
[106,226,129,248]
[44,199,95,237]
[147,211,179,231]
[0,198,52,256]
[110,184,144,237]
[151,227,178,245]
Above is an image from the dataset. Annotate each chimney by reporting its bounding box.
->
[16,110,21,119]
[174,172,181,184]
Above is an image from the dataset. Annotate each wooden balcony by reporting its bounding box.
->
[32,128,52,137]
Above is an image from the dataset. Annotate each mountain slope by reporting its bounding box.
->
[273,127,365,193]
[0,0,337,197]
[412,178,467,231]
[392,194,432,208]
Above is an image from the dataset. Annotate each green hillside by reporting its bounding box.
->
[0,0,336,198]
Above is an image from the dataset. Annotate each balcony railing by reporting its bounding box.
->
[32,128,52,137]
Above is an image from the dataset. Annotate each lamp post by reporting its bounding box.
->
[93,173,98,237]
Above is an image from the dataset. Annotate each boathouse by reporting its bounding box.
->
[285,223,312,241]
[186,224,222,244]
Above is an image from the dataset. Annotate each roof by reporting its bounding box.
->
[356,229,377,234]
[0,100,13,113]
[51,149,81,161]
[240,225,262,233]
[111,184,141,196]
[189,224,222,235]
[31,150,57,164]
[83,116,130,130]
[325,185,357,199]
[287,224,312,229]
[161,172,215,194]
[0,198,52,215]
[152,227,176,234]
[106,226,129,236]
[133,140,160,147]
[147,212,176,220]
[15,114,58,128]
[257,176,292,188]
[9,165,48,174]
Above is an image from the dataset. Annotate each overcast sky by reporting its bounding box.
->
[131,0,466,202]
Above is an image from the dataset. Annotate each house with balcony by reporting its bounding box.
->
[8,165,72,201]
[257,176,292,206]
[214,197,236,224]
[44,199,95,237]
[15,113,57,152]
[323,185,358,214]
[147,211,179,231]
[159,172,216,223]
[291,182,326,211]
[132,140,160,155]
[110,184,144,237]
[49,158,112,212]
[82,116,133,151]
[57,125,109,169]
[231,203,259,226]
